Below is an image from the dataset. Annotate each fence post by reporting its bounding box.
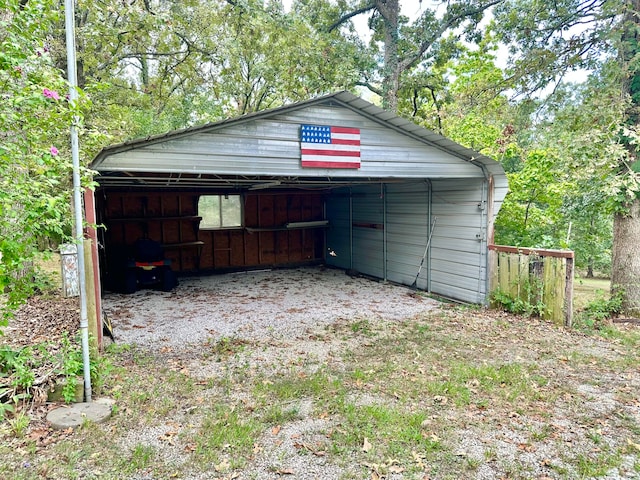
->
[489,245,574,326]
[564,257,574,328]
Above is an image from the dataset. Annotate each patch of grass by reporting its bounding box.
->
[127,444,156,471]
[574,289,623,332]
[330,402,443,460]
[206,336,251,359]
[8,412,29,438]
[192,404,263,467]
[261,403,300,425]
[598,324,640,349]
[574,449,622,478]
[255,369,342,403]
[529,423,553,442]
[350,318,374,336]
[574,277,611,311]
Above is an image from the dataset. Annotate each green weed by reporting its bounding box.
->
[574,449,622,477]
[192,404,263,467]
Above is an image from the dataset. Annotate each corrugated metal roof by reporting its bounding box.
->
[91,91,503,180]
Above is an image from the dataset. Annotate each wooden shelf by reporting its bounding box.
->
[163,241,205,249]
[107,216,202,222]
[245,221,329,233]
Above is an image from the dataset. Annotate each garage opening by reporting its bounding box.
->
[90,92,507,308]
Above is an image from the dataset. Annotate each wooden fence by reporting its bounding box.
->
[488,245,574,327]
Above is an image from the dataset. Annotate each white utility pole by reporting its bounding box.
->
[64,0,92,402]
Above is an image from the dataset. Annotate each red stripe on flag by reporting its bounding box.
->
[301,148,361,157]
[331,126,360,135]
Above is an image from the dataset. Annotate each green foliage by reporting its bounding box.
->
[495,149,568,248]
[490,275,546,318]
[575,289,624,331]
[0,0,87,330]
[0,332,111,419]
[0,345,37,420]
[57,333,84,403]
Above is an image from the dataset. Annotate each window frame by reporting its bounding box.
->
[198,194,244,230]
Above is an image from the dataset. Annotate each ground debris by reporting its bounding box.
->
[2,294,80,349]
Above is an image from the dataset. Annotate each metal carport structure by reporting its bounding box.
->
[88,91,508,307]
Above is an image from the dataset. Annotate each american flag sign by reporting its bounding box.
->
[300,124,361,169]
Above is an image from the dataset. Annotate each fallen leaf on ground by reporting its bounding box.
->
[362,437,372,452]
[276,468,294,475]
[214,459,230,472]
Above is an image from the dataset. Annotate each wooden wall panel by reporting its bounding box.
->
[99,190,327,278]
[200,231,214,267]
[245,232,260,265]
[259,232,276,264]
[244,195,259,227]
[275,231,289,264]
[213,231,231,268]
[230,231,245,266]
[289,230,302,262]
[258,196,275,228]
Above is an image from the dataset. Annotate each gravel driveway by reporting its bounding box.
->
[103,266,440,350]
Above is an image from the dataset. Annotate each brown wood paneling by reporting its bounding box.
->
[288,230,302,262]
[259,232,275,264]
[245,195,259,228]
[146,220,162,241]
[100,190,326,276]
[200,231,214,267]
[275,195,288,225]
[230,230,245,266]
[146,195,161,216]
[163,222,180,244]
[288,195,302,223]
[163,195,179,216]
[213,231,231,268]
[275,231,289,263]
[244,231,259,265]
[259,196,274,228]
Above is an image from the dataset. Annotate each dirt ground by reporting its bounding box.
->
[103,266,441,348]
[2,267,640,479]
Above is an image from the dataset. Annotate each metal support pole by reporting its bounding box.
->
[65,0,92,402]
[349,187,353,270]
[382,184,387,281]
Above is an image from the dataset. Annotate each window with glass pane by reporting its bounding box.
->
[198,195,242,229]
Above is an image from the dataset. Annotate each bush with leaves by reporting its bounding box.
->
[0,1,81,332]
[0,333,110,421]
[575,289,624,332]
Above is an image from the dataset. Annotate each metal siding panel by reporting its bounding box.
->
[98,107,484,179]
[430,281,482,304]
[351,186,384,278]
[385,182,430,290]
[325,189,351,269]
[428,178,486,303]
[430,258,484,280]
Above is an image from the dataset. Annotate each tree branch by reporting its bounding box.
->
[355,80,383,97]
[328,3,376,32]
[400,0,504,72]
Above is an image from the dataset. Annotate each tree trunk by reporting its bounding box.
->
[586,262,594,278]
[377,0,400,112]
[612,198,640,315]
[612,0,640,314]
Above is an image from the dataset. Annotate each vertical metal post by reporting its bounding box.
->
[65,0,92,402]
[349,187,353,270]
[382,184,387,281]
[478,179,488,303]
[427,180,432,293]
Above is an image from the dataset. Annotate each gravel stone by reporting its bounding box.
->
[104,266,440,350]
